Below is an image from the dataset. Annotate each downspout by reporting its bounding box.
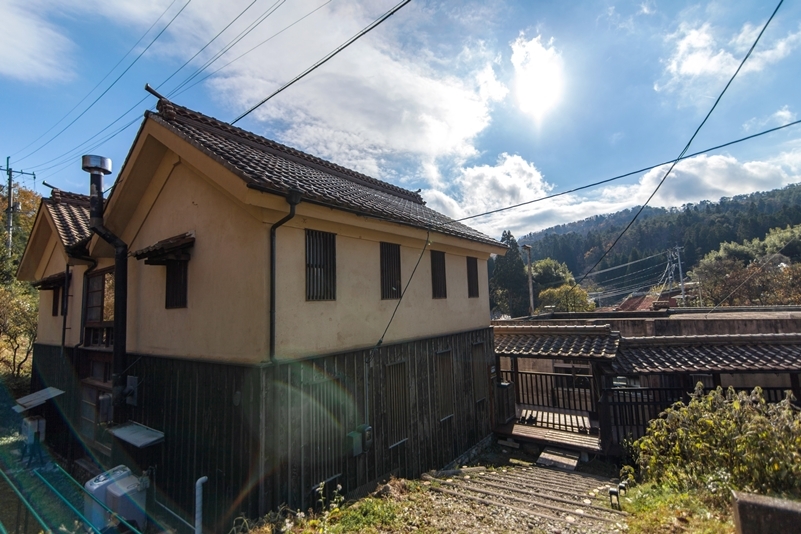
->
[269,189,302,363]
[59,264,70,361]
[83,155,128,408]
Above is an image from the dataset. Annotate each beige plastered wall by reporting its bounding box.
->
[123,158,268,363]
[273,218,492,359]
[33,236,87,348]
[85,127,499,364]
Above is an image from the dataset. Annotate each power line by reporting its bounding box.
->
[573,0,783,287]
[171,0,337,98]
[18,0,194,165]
[156,0,261,92]
[581,250,667,277]
[231,0,411,124]
[166,0,288,96]
[454,118,801,224]
[10,0,182,159]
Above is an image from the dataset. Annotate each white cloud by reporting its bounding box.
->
[656,21,801,98]
[425,150,801,239]
[0,0,76,83]
[743,105,797,132]
[510,34,564,122]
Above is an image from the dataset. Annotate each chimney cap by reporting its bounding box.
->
[82,155,112,175]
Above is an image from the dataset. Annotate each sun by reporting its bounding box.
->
[512,35,565,122]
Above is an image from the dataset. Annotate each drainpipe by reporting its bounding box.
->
[269,189,302,363]
[83,155,128,408]
[194,475,208,534]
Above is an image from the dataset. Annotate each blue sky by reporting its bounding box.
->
[1,0,800,239]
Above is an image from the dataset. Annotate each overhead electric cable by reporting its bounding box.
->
[231,0,412,124]
[573,0,783,286]
[167,0,288,95]
[11,0,181,158]
[581,250,667,277]
[171,0,336,98]
[156,0,261,91]
[19,0,194,164]
[455,118,801,224]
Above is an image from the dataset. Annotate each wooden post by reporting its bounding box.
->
[712,373,721,389]
[512,357,520,404]
[790,373,800,402]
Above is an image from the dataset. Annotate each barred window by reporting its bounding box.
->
[431,250,447,299]
[385,361,409,447]
[165,261,188,308]
[467,257,479,298]
[306,230,336,300]
[380,242,401,300]
[437,350,454,420]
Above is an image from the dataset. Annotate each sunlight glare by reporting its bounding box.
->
[511,34,564,122]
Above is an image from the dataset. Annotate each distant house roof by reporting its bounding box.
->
[147,99,501,247]
[43,190,91,250]
[493,325,620,360]
[612,334,801,375]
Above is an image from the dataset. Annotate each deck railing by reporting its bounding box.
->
[500,370,598,413]
[600,386,797,448]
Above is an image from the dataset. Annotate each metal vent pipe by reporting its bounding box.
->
[83,155,128,408]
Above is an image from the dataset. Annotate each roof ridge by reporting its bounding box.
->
[46,189,90,207]
[154,99,425,204]
[622,332,801,346]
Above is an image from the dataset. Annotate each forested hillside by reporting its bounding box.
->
[517,183,801,279]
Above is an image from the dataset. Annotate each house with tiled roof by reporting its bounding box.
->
[17,98,506,530]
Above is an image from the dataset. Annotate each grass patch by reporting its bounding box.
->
[625,483,734,534]
[330,496,401,533]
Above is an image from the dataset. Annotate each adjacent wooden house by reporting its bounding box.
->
[17,98,506,530]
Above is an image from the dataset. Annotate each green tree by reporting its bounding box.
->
[537,284,595,312]
[0,282,38,377]
[490,231,529,317]
[530,258,573,308]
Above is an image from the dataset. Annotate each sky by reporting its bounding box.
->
[1,0,800,240]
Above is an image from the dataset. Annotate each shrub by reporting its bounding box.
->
[633,384,801,503]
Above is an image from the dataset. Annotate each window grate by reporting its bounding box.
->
[385,361,409,447]
[165,261,188,308]
[430,250,447,299]
[306,230,336,301]
[467,257,479,298]
[380,242,401,300]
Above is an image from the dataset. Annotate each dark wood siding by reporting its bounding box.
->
[32,327,496,528]
[263,327,494,512]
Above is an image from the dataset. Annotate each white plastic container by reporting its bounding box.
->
[21,416,45,445]
[107,474,147,531]
[83,465,131,530]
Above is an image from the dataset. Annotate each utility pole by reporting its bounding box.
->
[2,157,35,258]
[675,246,686,306]
[522,244,534,316]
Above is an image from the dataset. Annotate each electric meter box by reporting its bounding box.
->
[21,416,45,445]
[84,465,131,530]
[107,474,147,531]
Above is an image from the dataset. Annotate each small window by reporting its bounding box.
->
[467,257,479,298]
[86,270,114,324]
[385,361,409,447]
[165,261,188,308]
[437,350,454,420]
[380,242,401,300]
[431,250,447,299]
[306,230,336,301]
[52,286,61,317]
[472,343,487,402]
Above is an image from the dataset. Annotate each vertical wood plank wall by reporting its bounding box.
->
[264,326,495,512]
[30,326,495,530]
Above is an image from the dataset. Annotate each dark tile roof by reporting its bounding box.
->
[613,334,801,375]
[32,271,69,290]
[42,190,91,250]
[147,100,501,247]
[493,325,620,360]
[133,232,195,260]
